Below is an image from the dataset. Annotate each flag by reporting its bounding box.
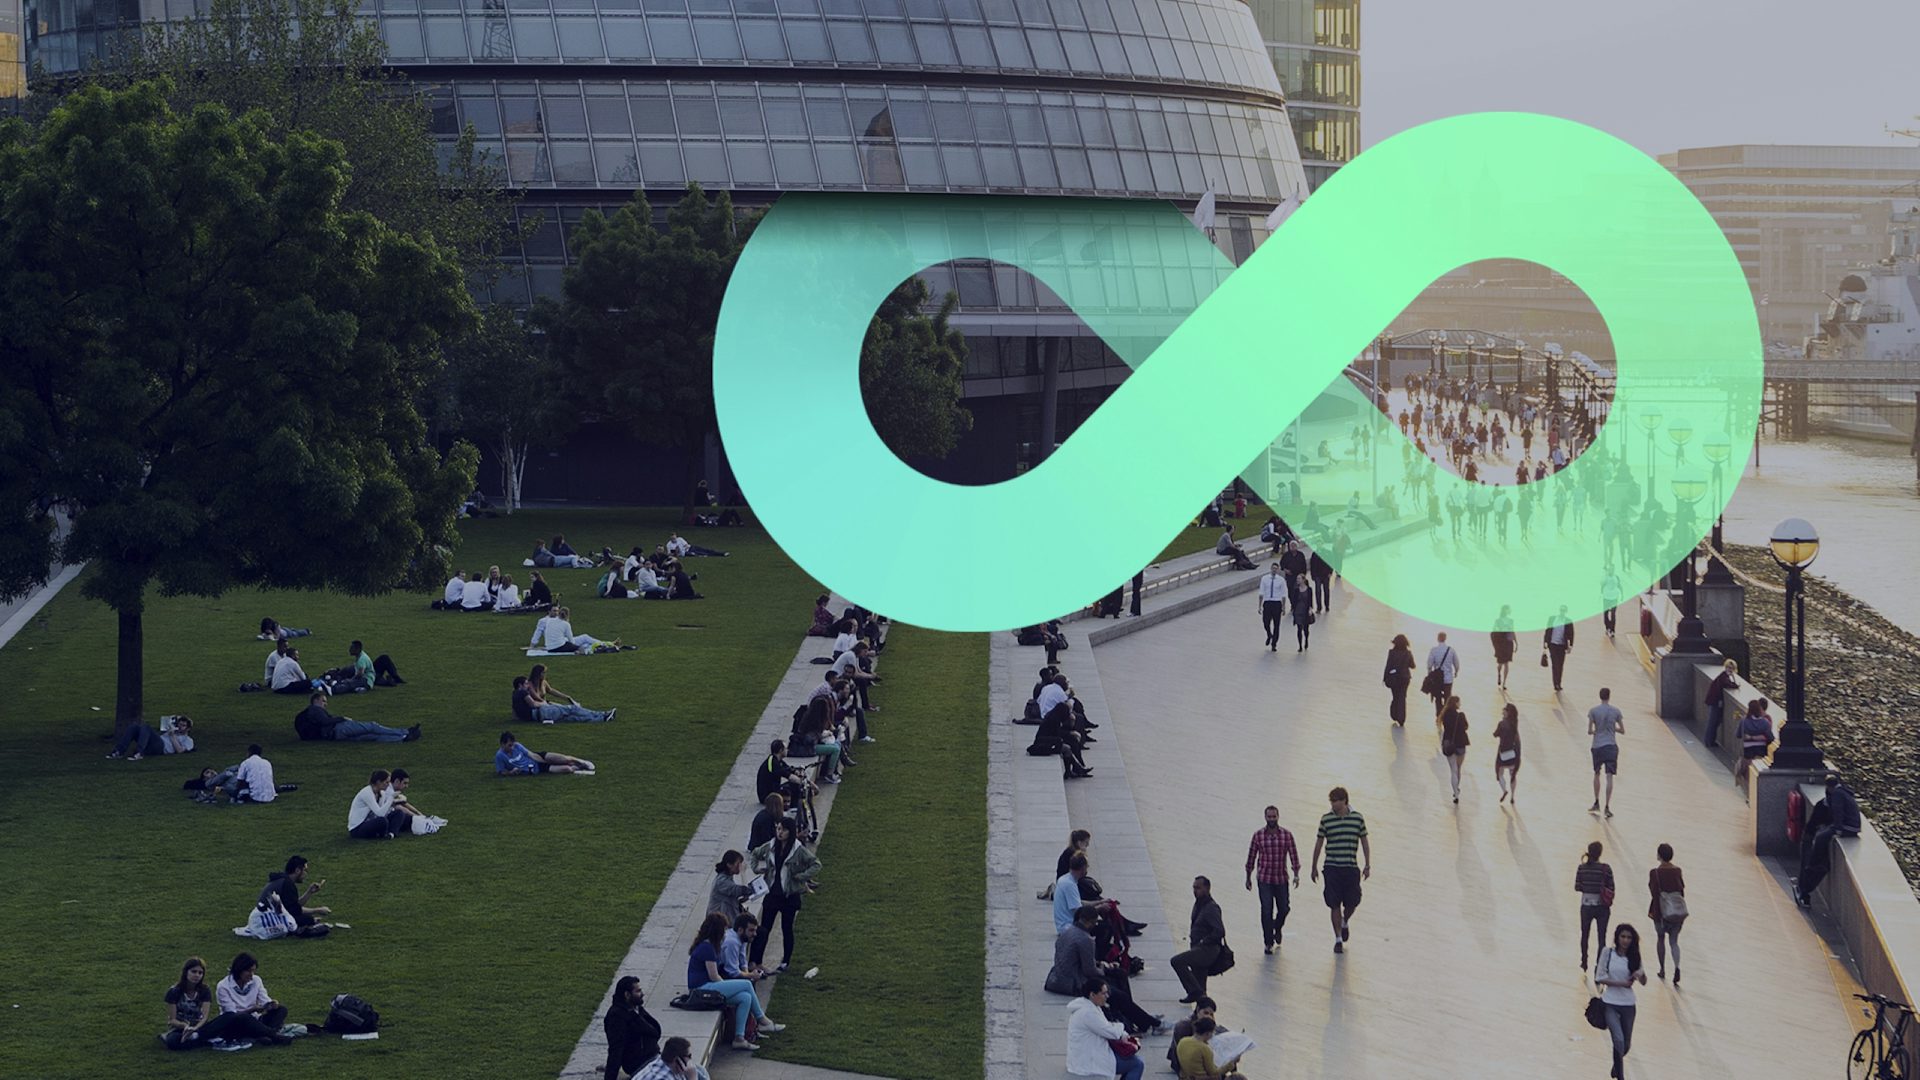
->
[1190,182,1216,233]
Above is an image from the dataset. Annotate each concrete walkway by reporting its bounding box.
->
[1089,582,1863,1078]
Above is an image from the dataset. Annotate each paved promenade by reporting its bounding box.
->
[1090,582,1861,1078]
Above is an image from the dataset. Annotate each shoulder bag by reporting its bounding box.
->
[1659,890,1689,922]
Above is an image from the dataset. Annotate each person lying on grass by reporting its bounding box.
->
[256,618,312,642]
[495,730,596,775]
[107,715,194,760]
[293,691,418,743]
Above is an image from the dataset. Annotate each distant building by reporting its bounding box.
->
[1659,144,1920,341]
[1246,0,1356,192]
[1,0,24,111]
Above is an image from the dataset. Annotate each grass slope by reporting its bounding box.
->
[751,627,989,1080]
[0,510,819,1080]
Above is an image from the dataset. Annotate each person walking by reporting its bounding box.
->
[1382,634,1415,727]
[1169,877,1225,1005]
[1311,787,1370,954]
[1575,841,1616,970]
[1308,549,1334,613]
[1600,566,1623,638]
[1543,604,1575,691]
[1647,844,1686,983]
[1244,806,1300,954]
[1439,696,1470,803]
[1492,703,1522,804]
[1490,605,1517,690]
[1425,633,1460,716]
[1257,562,1288,652]
[1588,688,1624,818]
[1703,659,1738,751]
[1594,924,1648,1078]
[1289,573,1316,651]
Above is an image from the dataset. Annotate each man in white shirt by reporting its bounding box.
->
[440,570,466,609]
[270,649,312,694]
[1257,561,1288,651]
[629,562,669,599]
[459,570,493,612]
[530,608,610,653]
[233,745,278,803]
[1426,633,1460,716]
[347,770,409,839]
[263,641,288,686]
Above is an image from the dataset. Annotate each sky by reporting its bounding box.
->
[1362,0,1920,157]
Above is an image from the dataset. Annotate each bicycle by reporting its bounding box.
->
[1849,992,1915,1080]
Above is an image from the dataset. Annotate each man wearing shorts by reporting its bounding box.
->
[1310,787,1370,954]
[1588,688,1625,819]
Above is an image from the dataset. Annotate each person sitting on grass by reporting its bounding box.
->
[387,769,448,835]
[213,953,294,1046]
[107,715,194,760]
[437,570,467,610]
[321,640,403,692]
[503,570,552,614]
[347,769,414,839]
[293,691,419,743]
[528,664,615,722]
[252,855,334,938]
[633,1036,708,1080]
[256,618,312,642]
[161,956,230,1050]
[270,647,314,694]
[460,569,495,612]
[597,565,633,599]
[602,975,663,1080]
[495,574,523,611]
[532,537,590,569]
[254,639,291,691]
[495,730,595,775]
[530,607,622,654]
[553,534,602,567]
[666,532,728,558]
[513,672,615,724]
[484,565,505,602]
[688,911,784,1051]
[233,744,280,803]
[807,595,837,637]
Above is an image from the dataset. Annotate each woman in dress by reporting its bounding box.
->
[1490,604,1518,689]
[1647,843,1686,984]
[1493,703,1522,804]
[1289,573,1316,652]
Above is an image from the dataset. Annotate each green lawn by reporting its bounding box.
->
[0,509,823,1080]
[752,627,988,1080]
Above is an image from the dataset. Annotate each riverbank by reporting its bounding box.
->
[1725,543,1920,897]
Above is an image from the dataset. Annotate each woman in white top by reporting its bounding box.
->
[215,952,291,1045]
[496,574,522,610]
[1066,978,1141,1080]
[1593,923,1647,1078]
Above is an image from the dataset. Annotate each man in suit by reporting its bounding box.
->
[1543,604,1576,691]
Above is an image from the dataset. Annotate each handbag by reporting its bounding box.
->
[1207,941,1236,976]
[1585,996,1609,1030]
[1539,651,1550,668]
[1659,891,1689,922]
[1109,1037,1141,1058]
[1601,886,1615,908]
[1498,749,1517,762]
[1420,669,1443,696]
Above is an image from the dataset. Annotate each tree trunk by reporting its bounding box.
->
[115,599,144,736]
[511,439,529,511]
[497,433,525,513]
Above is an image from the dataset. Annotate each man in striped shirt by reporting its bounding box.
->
[1310,786,1371,954]
[1244,805,1300,953]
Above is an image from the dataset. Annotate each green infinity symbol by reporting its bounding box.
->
[714,113,1761,632]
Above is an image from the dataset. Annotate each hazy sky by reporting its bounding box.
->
[1363,0,1919,156]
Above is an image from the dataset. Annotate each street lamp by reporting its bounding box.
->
[1637,406,1663,506]
[1768,518,1824,769]
[1668,416,1693,465]
[1465,333,1478,386]
[1702,433,1734,583]
[1668,470,1711,652]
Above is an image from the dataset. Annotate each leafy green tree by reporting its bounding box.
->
[430,304,561,511]
[535,184,751,512]
[72,0,516,275]
[0,82,479,728]
[861,276,973,460]
[541,185,972,508]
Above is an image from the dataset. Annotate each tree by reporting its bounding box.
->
[861,276,973,461]
[536,184,751,513]
[70,0,517,276]
[0,82,479,728]
[431,305,561,511]
[540,185,972,508]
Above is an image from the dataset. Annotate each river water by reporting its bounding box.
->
[1721,435,1920,634]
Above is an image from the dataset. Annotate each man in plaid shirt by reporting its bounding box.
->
[1244,804,1301,953]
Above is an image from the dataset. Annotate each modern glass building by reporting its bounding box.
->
[28,0,1311,489]
[1246,0,1355,191]
[2,0,24,110]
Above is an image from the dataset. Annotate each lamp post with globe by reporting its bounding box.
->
[1638,407,1663,506]
[1668,470,1711,653]
[1701,433,1734,584]
[1769,518,1824,769]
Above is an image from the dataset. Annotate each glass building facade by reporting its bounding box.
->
[28,0,1310,484]
[1246,0,1355,191]
[2,0,24,109]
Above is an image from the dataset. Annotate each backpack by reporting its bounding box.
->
[324,994,380,1034]
[670,989,728,1011]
